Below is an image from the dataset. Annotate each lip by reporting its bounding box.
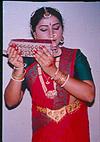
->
[51,48,57,51]
[51,40,57,47]
[50,39,56,43]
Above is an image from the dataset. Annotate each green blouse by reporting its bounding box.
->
[74,49,93,81]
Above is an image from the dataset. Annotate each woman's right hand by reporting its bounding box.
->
[7,43,24,69]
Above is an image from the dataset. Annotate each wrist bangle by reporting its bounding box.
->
[59,73,66,84]
[61,74,70,87]
[12,69,26,77]
[12,69,26,80]
[11,75,24,82]
[56,72,66,85]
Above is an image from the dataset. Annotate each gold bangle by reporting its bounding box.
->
[61,74,70,87]
[12,73,25,80]
[57,72,66,85]
[12,69,26,80]
[52,70,68,87]
[11,75,24,82]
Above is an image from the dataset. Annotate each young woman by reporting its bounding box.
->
[4,7,95,142]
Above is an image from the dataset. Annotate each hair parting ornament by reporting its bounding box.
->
[43,7,51,18]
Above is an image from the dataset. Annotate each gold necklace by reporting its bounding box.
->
[37,57,60,99]
[42,72,51,84]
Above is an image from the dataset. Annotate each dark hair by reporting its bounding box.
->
[30,7,64,38]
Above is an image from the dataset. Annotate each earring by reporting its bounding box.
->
[59,36,64,45]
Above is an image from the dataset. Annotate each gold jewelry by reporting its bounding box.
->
[59,36,64,46]
[58,73,66,85]
[42,72,51,84]
[11,75,24,82]
[51,68,69,87]
[61,74,70,87]
[37,57,60,99]
[43,7,51,18]
[12,69,26,80]
[38,65,57,99]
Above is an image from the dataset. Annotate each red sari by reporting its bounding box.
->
[25,47,90,142]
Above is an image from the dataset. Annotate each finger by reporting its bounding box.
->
[34,56,43,66]
[33,46,54,66]
[8,48,22,63]
[8,47,16,59]
[37,46,51,58]
[34,52,53,68]
[34,49,48,64]
[33,47,47,61]
[9,54,23,67]
[8,48,18,60]
[12,49,19,58]
[34,52,42,63]
[42,46,52,57]
[7,45,14,55]
[7,43,17,54]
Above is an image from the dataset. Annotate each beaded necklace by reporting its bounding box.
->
[37,57,60,99]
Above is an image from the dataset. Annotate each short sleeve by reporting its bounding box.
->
[21,57,35,92]
[23,57,35,68]
[21,79,27,92]
[74,49,93,81]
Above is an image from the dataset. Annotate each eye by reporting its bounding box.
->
[40,28,48,32]
[53,25,60,30]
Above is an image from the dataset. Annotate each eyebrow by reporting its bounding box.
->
[52,23,60,26]
[39,22,60,28]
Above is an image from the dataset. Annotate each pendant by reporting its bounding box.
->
[46,90,57,99]
[46,80,50,84]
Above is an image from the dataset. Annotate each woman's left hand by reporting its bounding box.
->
[33,46,57,76]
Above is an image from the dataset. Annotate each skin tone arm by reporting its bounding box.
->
[4,45,25,108]
[34,47,95,103]
[4,76,24,108]
[4,44,95,109]
[33,15,95,103]
[4,13,95,109]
